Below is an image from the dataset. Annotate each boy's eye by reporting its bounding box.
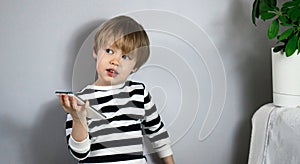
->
[105,49,114,54]
[122,55,130,60]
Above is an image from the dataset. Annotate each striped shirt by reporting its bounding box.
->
[65,81,172,163]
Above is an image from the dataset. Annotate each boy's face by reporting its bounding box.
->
[93,42,137,86]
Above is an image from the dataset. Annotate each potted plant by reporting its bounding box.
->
[252,0,300,107]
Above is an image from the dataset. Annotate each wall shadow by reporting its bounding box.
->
[0,100,77,164]
[24,19,106,164]
[62,19,106,86]
[26,99,77,164]
[221,0,273,163]
[0,114,32,163]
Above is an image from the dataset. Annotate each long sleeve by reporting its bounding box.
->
[65,114,91,160]
[63,81,168,163]
[141,88,173,158]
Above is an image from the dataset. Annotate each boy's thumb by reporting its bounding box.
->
[85,100,90,108]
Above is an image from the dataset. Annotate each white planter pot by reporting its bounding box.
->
[272,49,300,107]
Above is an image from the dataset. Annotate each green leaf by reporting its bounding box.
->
[268,19,279,39]
[281,6,289,14]
[294,0,300,4]
[282,1,296,8]
[290,8,300,22]
[269,0,277,7]
[273,45,284,52]
[287,6,297,16]
[261,12,277,20]
[278,16,290,26]
[252,0,260,25]
[278,28,294,41]
[260,1,272,12]
[285,35,298,56]
[281,23,293,26]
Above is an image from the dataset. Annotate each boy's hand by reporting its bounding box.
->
[59,94,88,121]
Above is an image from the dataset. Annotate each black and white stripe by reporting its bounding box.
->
[65,81,172,163]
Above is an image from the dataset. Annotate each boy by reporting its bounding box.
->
[59,15,175,164]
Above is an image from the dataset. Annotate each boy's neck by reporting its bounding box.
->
[91,80,127,89]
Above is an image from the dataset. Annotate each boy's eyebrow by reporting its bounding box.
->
[104,44,127,54]
[103,41,138,58]
[103,44,117,50]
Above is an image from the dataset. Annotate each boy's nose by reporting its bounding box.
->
[110,57,120,66]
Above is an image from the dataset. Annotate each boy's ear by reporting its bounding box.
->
[93,51,97,59]
[132,67,138,73]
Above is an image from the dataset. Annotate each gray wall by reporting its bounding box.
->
[0,0,273,163]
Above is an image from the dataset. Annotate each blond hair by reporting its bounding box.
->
[93,15,150,70]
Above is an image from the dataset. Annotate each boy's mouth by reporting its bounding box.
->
[106,68,119,77]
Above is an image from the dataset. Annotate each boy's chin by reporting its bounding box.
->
[95,76,127,86]
[105,78,126,86]
[110,80,126,86]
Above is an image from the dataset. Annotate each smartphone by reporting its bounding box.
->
[55,91,106,120]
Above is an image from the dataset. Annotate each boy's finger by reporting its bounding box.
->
[59,95,64,105]
[58,95,72,113]
[71,96,78,110]
[63,95,71,107]
[84,100,90,109]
